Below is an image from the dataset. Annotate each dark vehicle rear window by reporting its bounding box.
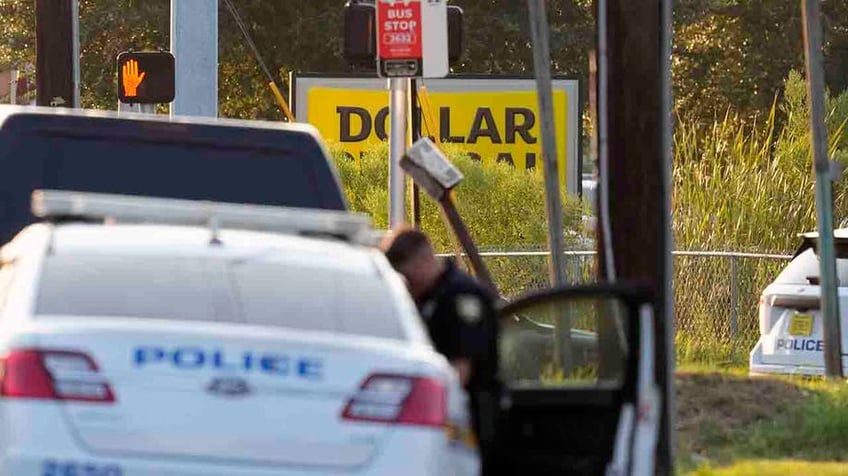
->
[0,112,346,244]
[35,254,404,340]
[774,248,848,285]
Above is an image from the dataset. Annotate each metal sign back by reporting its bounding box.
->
[376,0,448,78]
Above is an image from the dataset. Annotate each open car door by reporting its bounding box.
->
[496,285,661,475]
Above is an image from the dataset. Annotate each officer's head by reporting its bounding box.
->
[380,227,444,299]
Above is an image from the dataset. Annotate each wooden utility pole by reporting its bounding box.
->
[596,0,675,472]
[35,0,76,107]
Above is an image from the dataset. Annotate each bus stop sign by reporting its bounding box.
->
[377,0,448,78]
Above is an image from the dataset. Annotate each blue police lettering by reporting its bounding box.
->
[298,358,323,380]
[42,460,122,476]
[134,346,164,365]
[132,347,322,379]
[260,355,290,374]
[775,339,823,352]
[212,350,241,371]
[173,347,205,368]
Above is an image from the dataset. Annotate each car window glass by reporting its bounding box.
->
[499,295,629,388]
[229,260,404,340]
[36,253,405,340]
[774,249,848,285]
[36,254,220,321]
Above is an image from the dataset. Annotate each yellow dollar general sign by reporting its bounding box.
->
[291,75,581,194]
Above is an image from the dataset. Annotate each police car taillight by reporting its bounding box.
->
[342,374,446,427]
[0,349,115,403]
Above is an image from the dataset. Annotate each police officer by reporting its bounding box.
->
[380,227,500,473]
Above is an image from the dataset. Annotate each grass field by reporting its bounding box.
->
[691,461,848,476]
[677,369,848,475]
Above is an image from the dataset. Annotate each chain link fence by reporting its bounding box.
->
[449,250,792,366]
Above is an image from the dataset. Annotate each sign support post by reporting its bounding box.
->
[9,68,16,105]
[389,77,410,228]
[377,0,448,228]
[72,0,80,108]
[802,0,843,379]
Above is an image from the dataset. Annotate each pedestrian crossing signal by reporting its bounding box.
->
[116,51,175,104]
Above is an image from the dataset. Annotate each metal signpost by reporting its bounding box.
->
[376,0,449,228]
[802,0,843,379]
[527,0,567,288]
[71,0,80,108]
[388,78,410,228]
[9,69,17,105]
[527,0,573,375]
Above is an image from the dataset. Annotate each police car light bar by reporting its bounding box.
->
[31,190,373,244]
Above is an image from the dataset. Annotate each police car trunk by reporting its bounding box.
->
[750,229,848,376]
[15,192,445,470]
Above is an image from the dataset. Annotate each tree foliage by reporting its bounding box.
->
[673,0,848,121]
[0,0,847,124]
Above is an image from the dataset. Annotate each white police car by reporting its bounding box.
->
[750,229,848,376]
[0,190,478,475]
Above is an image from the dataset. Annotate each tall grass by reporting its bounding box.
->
[673,71,848,365]
[329,142,585,252]
[674,71,848,252]
[329,142,585,296]
[329,71,848,367]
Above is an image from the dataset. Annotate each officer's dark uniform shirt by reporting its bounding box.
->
[415,259,499,438]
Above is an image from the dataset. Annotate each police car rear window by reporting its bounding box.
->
[35,254,405,340]
[774,248,848,285]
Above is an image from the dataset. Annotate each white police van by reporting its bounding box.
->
[0,190,478,475]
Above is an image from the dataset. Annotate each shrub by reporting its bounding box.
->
[329,142,584,252]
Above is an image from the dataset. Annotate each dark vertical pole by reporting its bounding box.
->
[411,78,422,229]
[597,0,674,471]
[802,0,843,379]
[35,0,76,107]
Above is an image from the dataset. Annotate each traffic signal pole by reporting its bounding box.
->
[171,0,217,117]
[527,0,574,373]
[596,0,675,471]
[71,0,80,107]
[802,0,844,379]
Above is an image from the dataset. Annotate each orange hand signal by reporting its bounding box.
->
[122,59,146,98]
